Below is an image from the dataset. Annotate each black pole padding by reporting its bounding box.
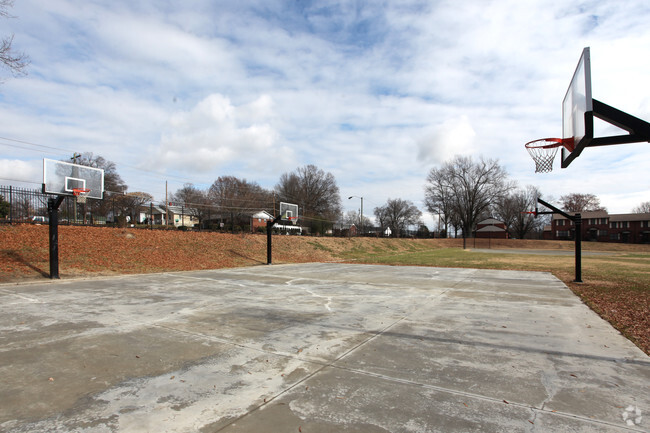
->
[574,213,582,283]
[48,196,65,279]
[266,220,273,265]
[266,214,284,265]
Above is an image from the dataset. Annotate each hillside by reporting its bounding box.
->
[1,224,648,282]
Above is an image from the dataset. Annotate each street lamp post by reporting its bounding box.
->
[348,196,363,236]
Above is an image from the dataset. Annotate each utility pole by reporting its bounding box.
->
[348,196,363,236]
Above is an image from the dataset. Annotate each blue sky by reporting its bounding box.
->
[1,0,649,226]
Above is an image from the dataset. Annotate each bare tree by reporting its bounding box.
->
[75,152,126,194]
[276,164,342,234]
[342,210,372,230]
[1,0,29,79]
[559,193,606,212]
[374,198,422,238]
[424,168,454,236]
[72,153,127,220]
[172,183,210,228]
[425,156,514,237]
[208,176,271,230]
[114,192,153,223]
[0,193,9,218]
[494,186,545,239]
[632,201,650,213]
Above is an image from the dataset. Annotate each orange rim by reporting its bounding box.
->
[525,137,574,152]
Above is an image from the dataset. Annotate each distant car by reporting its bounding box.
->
[30,216,49,224]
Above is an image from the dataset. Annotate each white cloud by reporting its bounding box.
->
[1,0,649,218]
[0,159,42,185]
[156,94,286,174]
[416,116,477,165]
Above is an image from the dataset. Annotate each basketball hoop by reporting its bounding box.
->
[525,138,573,173]
[72,188,91,203]
[287,216,298,225]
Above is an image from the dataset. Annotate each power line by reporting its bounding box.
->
[0,135,193,183]
[0,135,73,152]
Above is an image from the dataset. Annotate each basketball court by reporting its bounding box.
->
[1,263,647,432]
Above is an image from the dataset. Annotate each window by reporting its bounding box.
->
[610,222,617,229]
[556,230,569,237]
[557,220,565,227]
[598,230,608,237]
[610,233,619,241]
[601,218,608,225]
[622,221,629,228]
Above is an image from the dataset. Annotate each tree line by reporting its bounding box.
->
[31,152,649,238]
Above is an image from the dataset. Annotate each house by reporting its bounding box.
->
[332,223,357,237]
[139,204,198,228]
[250,210,274,233]
[551,210,650,243]
[475,218,508,239]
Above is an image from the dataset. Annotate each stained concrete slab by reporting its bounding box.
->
[0,263,647,432]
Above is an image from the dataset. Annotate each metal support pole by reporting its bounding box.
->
[537,198,583,283]
[9,185,13,224]
[574,213,582,283]
[360,197,363,236]
[48,196,65,279]
[266,214,283,265]
[266,220,273,265]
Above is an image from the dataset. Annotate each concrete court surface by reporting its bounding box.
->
[0,263,648,433]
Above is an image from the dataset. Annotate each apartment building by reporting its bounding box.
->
[550,210,650,243]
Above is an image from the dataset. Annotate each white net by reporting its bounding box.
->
[525,139,561,173]
[74,189,91,203]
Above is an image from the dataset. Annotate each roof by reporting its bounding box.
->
[476,225,505,233]
[251,210,274,220]
[477,218,504,225]
[552,210,650,221]
[610,213,650,222]
[552,210,609,220]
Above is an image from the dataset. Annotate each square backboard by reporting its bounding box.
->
[43,158,105,199]
[279,202,298,224]
[561,47,593,168]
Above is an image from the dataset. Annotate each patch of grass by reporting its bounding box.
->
[307,241,333,253]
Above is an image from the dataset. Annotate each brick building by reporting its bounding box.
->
[550,210,650,243]
[475,218,508,239]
